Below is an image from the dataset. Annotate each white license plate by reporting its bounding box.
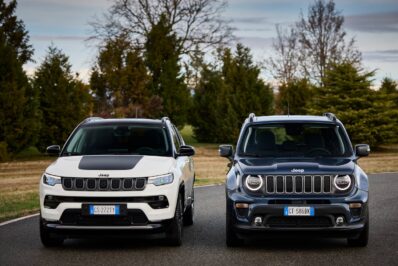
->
[284,206,314,216]
[89,205,120,215]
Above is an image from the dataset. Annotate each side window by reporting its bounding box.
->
[170,125,181,152]
[173,125,185,146]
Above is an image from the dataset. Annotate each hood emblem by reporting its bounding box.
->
[291,169,304,173]
[98,173,109,177]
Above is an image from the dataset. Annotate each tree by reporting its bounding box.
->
[0,0,34,64]
[267,24,300,84]
[90,0,232,55]
[192,44,274,143]
[276,79,312,115]
[145,14,191,127]
[0,0,39,160]
[308,63,398,147]
[90,35,161,118]
[296,0,361,84]
[379,77,398,94]
[34,46,92,150]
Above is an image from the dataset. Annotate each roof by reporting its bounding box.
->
[82,118,165,126]
[248,115,340,124]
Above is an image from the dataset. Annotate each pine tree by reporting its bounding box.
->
[276,79,312,115]
[221,44,274,142]
[90,36,159,118]
[191,44,274,143]
[34,46,91,150]
[308,63,397,147]
[145,14,191,127]
[0,0,39,159]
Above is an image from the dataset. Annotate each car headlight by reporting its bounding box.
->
[334,175,352,191]
[43,173,61,186]
[245,175,263,191]
[147,173,174,186]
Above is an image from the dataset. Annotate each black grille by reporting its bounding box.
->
[62,177,147,191]
[263,175,333,194]
[60,209,148,226]
[266,216,332,228]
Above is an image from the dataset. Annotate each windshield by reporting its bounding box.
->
[238,123,352,158]
[62,124,172,157]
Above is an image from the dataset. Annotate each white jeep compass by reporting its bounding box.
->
[39,117,195,246]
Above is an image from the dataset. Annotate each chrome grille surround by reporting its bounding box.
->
[250,175,339,195]
[61,177,147,191]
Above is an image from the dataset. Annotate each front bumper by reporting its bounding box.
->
[39,179,180,228]
[227,187,369,239]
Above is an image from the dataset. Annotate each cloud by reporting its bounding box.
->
[230,16,268,24]
[31,35,88,41]
[363,49,398,62]
[236,36,273,49]
[345,11,398,33]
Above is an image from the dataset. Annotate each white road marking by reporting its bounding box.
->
[0,213,39,227]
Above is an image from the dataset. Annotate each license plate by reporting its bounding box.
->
[284,206,314,216]
[89,205,120,215]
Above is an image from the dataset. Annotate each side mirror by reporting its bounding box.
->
[219,144,233,158]
[178,145,195,157]
[355,144,370,157]
[46,145,61,156]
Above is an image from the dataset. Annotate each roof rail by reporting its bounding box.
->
[81,117,103,124]
[323,112,337,122]
[248,113,255,122]
[161,117,170,124]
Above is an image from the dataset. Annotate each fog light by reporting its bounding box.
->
[235,203,249,209]
[254,216,263,226]
[336,216,344,226]
[349,203,362,209]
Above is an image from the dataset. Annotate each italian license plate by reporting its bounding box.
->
[89,205,120,215]
[284,206,314,216]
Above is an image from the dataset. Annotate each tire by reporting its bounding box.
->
[226,203,244,247]
[348,209,369,247]
[165,195,183,246]
[183,189,194,226]
[40,216,64,247]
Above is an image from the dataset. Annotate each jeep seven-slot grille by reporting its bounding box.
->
[263,175,332,194]
[61,177,146,191]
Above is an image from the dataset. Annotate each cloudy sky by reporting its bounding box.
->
[16,0,398,86]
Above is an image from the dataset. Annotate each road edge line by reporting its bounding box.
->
[0,213,39,227]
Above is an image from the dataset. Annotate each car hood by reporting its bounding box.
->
[45,155,176,177]
[237,157,355,175]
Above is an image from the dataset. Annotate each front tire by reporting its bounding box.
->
[348,215,369,247]
[165,196,183,246]
[40,216,64,247]
[226,202,244,247]
[183,189,194,226]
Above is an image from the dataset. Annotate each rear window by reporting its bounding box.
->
[62,124,172,157]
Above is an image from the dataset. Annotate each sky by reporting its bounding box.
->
[15,0,398,86]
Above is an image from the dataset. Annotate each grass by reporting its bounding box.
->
[0,129,397,222]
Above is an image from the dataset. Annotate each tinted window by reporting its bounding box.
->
[170,126,181,151]
[239,123,352,157]
[63,124,172,156]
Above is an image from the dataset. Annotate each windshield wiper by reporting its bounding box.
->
[242,153,265,157]
[63,152,82,156]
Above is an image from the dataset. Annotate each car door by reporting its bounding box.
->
[171,125,193,207]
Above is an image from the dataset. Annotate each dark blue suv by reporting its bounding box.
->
[219,113,370,247]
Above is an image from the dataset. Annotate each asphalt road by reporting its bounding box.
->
[1,173,397,266]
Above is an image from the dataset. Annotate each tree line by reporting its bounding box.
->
[0,0,397,161]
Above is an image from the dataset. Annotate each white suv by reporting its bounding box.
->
[39,117,195,246]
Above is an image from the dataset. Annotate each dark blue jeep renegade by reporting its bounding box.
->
[220,113,370,247]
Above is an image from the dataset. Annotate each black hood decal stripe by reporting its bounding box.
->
[78,156,143,170]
